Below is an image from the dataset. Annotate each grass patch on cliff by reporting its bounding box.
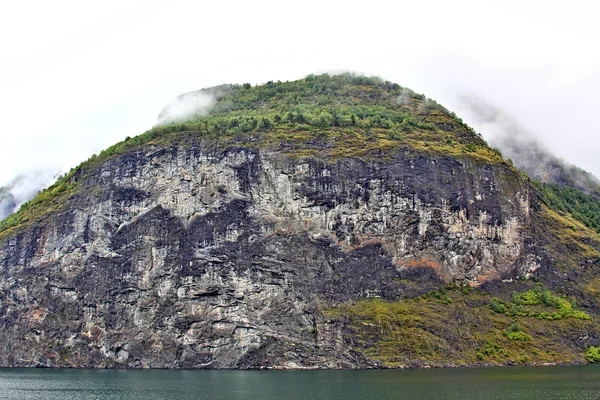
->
[586,346,600,362]
[584,278,600,305]
[0,171,78,239]
[534,181,600,234]
[536,204,600,263]
[489,285,591,321]
[326,287,596,367]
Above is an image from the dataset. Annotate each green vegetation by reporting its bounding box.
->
[536,204,600,263]
[503,322,532,341]
[0,73,508,238]
[0,169,78,238]
[421,288,453,304]
[482,341,511,358]
[489,298,508,314]
[146,73,502,163]
[489,285,590,321]
[153,74,457,138]
[586,346,600,363]
[534,181,600,233]
[326,285,594,367]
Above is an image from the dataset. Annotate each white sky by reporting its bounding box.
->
[1,0,599,185]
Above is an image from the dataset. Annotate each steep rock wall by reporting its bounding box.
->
[0,142,535,368]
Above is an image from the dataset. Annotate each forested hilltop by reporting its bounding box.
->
[0,74,507,237]
[5,74,600,255]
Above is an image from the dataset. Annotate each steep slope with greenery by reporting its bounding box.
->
[0,74,599,369]
[0,74,507,238]
[534,181,600,233]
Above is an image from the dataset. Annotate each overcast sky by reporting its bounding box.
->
[1,0,598,187]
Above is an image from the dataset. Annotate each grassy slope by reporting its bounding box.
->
[534,181,600,234]
[323,193,600,368]
[326,285,595,367]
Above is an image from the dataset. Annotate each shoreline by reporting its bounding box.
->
[0,360,592,371]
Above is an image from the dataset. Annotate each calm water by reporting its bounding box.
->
[1,365,599,400]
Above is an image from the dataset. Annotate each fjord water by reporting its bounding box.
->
[1,366,600,400]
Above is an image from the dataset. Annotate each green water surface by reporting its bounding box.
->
[1,365,599,400]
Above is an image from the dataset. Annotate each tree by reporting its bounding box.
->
[285,112,294,123]
[318,111,335,127]
[258,117,271,131]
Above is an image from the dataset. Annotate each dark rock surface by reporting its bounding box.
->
[0,141,541,368]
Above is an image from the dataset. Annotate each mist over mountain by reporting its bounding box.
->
[455,94,600,196]
[0,188,16,221]
[0,170,60,221]
[1,79,597,224]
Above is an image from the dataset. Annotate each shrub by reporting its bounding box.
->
[509,304,526,317]
[504,322,532,341]
[518,355,531,364]
[489,298,508,314]
[519,289,542,305]
[464,143,477,153]
[585,347,600,363]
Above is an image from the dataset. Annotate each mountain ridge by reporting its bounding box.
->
[0,74,509,238]
[0,74,599,368]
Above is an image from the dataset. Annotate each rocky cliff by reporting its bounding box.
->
[1,74,599,368]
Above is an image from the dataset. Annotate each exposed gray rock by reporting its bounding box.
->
[0,142,535,368]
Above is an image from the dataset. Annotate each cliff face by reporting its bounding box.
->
[1,74,598,369]
[0,138,537,368]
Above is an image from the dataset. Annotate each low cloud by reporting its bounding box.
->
[0,170,60,221]
[157,90,217,125]
[395,88,413,106]
[454,94,600,194]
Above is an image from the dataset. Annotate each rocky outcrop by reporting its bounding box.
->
[0,139,537,368]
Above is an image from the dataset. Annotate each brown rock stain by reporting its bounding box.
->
[395,256,450,281]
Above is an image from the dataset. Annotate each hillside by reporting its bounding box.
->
[505,140,600,197]
[0,74,507,239]
[455,93,600,198]
[0,74,599,369]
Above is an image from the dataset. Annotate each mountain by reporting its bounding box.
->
[455,94,600,197]
[0,74,599,369]
[498,135,600,196]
